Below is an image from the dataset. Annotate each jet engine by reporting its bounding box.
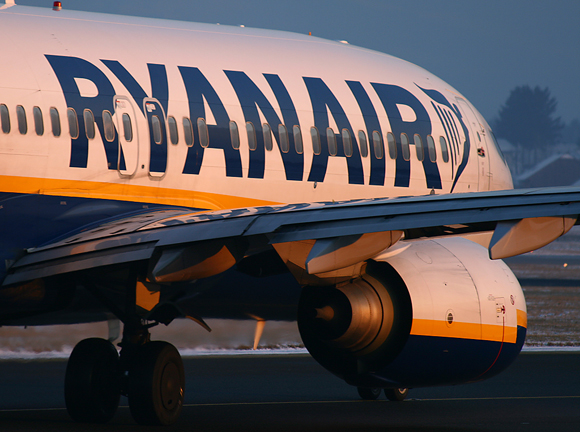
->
[297,237,527,389]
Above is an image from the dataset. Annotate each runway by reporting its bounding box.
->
[1,351,579,431]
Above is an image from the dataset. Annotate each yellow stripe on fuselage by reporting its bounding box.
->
[0,175,278,210]
[411,309,527,344]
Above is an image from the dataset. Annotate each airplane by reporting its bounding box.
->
[1,1,580,426]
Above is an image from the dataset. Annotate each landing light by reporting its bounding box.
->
[53,1,62,11]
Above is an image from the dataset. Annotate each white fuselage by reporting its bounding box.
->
[0,5,512,212]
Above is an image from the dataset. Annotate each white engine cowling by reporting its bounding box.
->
[297,237,527,388]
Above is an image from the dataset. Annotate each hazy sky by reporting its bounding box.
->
[14,0,580,125]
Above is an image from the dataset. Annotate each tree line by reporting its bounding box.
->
[492,85,579,175]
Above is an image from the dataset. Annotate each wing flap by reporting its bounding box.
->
[4,187,580,286]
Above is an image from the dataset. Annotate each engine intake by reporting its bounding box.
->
[298,261,412,377]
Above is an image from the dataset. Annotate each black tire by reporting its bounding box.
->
[357,387,381,400]
[64,338,120,423]
[384,388,408,401]
[128,341,185,425]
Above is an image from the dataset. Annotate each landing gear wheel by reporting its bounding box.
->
[128,341,185,425]
[357,387,381,400]
[384,388,408,401]
[64,338,120,423]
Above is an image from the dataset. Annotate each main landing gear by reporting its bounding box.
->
[357,387,409,401]
[64,325,185,425]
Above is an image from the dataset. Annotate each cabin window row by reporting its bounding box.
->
[309,127,450,163]
[0,104,450,163]
[0,104,61,137]
[0,105,133,142]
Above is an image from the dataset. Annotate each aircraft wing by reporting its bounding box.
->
[5,186,580,287]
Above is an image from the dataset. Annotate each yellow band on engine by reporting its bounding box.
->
[410,317,524,344]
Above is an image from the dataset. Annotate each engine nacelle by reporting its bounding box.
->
[298,237,527,388]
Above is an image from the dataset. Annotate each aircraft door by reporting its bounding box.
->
[143,98,168,178]
[114,96,139,177]
[456,98,490,191]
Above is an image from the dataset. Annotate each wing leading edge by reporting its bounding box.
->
[4,187,580,287]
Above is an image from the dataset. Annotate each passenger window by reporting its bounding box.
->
[342,129,352,157]
[311,127,321,155]
[357,130,368,157]
[263,123,273,151]
[372,130,383,159]
[246,122,256,151]
[387,132,397,159]
[414,134,424,161]
[279,124,289,153]
[168,116,178,145]
[1,104,10,134]
[401,133,410,161]
[67,108,79,139]
[198,118,209,148]
[50,107,60,137]
[122,113,133,142]
[16,105,27,135]
[439,136,449,163]
[293,125,303,154]
[230,121,240,150]
[83,109,95,139]
[426,135,437,162]
[102,111,115,142]
[33,106,44,136]
[326,128,337,156]
[183,117,193,147]
[151,115,162,144]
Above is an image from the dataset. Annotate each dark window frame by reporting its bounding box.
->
[293,125,303,154]
[33,106,44,136]
[67,108,78,139]
[279,124,289,153]
[426,135,437,162]
[151,115,162,144]
[230,120,240,150]
[102,110,115,142]
[50,107,60,137]
[387,132,397,159]
[263,123,273,151]
[1,104,11,134]
[246,121,257,151]
[439,136,449,163]
[311,126,321,155]
[342,129,353,157]
[122,113,133,142]
[326,127,337,156]
[198,118,209,148]
[83,109,95,139]
[168,115,179,145]
[401,133,410,161]
[358,130,368,158]
[372,130,384,159]
[16,105,27,135]
[414,133,424,161]
[183,117,193,147]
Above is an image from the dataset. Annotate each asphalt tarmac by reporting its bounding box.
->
[0,351,579,431]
